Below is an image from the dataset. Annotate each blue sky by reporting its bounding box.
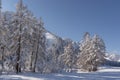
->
[2,0,120,54]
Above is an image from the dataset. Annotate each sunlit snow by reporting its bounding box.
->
[0,67,120,80]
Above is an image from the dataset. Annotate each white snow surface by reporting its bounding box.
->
[1,67,120,80]
[46,32,56,40]
[45,32,58,48]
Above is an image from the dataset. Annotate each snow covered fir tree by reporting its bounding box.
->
[0,0,120,75]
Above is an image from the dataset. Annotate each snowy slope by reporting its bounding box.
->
[1,67,120,80]
[106,53,120,62]
[45,32,58,49]
[45,31,64,55]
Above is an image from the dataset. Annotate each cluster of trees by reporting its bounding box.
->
[0,0,46,73]
[0,0,106,74]
[77,32,106,71]
[48,32,106,72]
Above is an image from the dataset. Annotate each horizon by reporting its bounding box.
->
[2,0,120,54]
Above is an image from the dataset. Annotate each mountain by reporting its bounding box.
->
[105,53,120,62]
[45,31,63,51]
[45,31,80,55]
[104,53,120,67]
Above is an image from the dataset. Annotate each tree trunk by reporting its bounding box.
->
[16,24,22,73]
[1,46,4,74]
[33,28,40,72]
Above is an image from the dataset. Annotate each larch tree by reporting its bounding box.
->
[0,2,13,72]
[0,0,3,73]
[14,0,36,73]
[59,42,76,72]
[77,32,106,72]
[91,34,106,67]
[33,18,46,73]
[77,32,92,71]
[0,0,47,73]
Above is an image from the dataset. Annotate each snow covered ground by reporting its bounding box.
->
[0,67,120,80]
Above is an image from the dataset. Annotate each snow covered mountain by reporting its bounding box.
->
[45,31,79,55]
[105,53,120,62]
[45,31,63,50]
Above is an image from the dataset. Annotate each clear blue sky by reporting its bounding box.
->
[2,0,120,54]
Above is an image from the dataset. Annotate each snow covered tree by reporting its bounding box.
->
[0,0,51,74]
[0,6,15,73]
[32,18,46,73]
[77,32,92,71]
[0,0,3,72]
[91,34,106,66]
[59,42,76,72]
[0,0,47,73]
[77,32,106,71]
[13,0,28,73]
[11,0,46,73]
[0,0,3,71]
